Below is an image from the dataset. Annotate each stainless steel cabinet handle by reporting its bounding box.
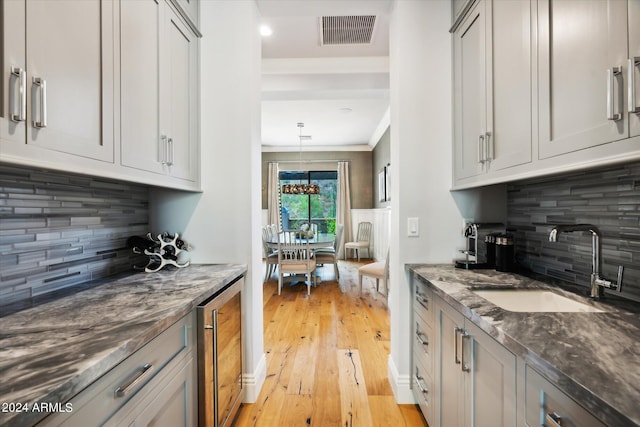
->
[114,363,154,397]
[160,135,167,165]
[414,372,428,396]
[10,67,26,122]
[460,330,471,372]
[415,291,428,308]
[544,412,563,427]
[454,326,463,364]
[477,134,485,163]
[607,66,622,121]
[167,137,174,166]
[630,57,640,114]
[485,131,493,162]
[415,327,428,348]
[32,77,47,128]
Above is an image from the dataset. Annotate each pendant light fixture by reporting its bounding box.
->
[281,123,320,195]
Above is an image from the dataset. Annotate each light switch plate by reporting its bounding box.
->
[408,217,419,237]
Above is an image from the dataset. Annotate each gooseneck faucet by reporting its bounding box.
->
[549,224,623,298]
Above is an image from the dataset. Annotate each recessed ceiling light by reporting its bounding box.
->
[260,25,273,37]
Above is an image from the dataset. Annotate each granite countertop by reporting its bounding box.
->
[0,263,247,427]
[407,264,640,427]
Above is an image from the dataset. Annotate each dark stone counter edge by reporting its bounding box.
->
[0,264,247,427]
[406,264,638,427]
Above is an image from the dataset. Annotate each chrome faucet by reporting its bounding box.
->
[549,224,623,298]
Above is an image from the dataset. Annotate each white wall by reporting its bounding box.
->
[149,0,266,402]
[388,0,462,402]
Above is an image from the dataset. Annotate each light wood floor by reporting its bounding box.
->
[233,259,428,427]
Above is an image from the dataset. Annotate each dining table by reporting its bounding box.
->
[265,231,335,286]
[265,231,335,251]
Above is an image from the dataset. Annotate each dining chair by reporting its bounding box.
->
[358,250,389,298]
[344,221,372,261]
[314,223,344,279]
[277,231,317,295]
[262,226,278,282]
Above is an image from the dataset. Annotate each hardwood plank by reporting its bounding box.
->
[337,348,374,427]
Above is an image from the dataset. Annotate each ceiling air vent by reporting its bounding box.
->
[320,15,377,46]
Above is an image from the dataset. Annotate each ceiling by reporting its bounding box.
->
[257,0,392,151]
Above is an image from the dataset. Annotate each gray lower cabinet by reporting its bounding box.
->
[412,288,517,427]
[523,365,605,427]
[436,295,517,427]
[412,279,435,426]
[37,312,197,427]
[411,275,608,427]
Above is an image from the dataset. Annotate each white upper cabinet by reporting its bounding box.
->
[453,0,533,184]
[120,0,199,185]
[537,0,629,158]
[1,0,114,164]
[630,0,640,138]
[453,0,486,181]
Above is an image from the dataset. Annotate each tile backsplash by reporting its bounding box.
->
[508,161,640,303]
[0,165,149,308]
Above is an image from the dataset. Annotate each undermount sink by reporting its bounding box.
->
[472,289,605,313]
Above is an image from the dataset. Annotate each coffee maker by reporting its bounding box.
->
[455,222,504,269]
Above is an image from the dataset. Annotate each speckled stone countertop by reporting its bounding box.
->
[407,264,640,427]
[0,264,247,427]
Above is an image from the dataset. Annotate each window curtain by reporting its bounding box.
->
[336,161,352,259]
[267,163,281,229]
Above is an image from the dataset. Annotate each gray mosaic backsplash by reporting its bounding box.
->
[0,165,149,307]
[508,161,640,302]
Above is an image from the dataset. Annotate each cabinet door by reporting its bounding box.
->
[162,5,198,181]
[437,299,465,427]
[630,0,640,138]
[0,0,26,146]
[453,0,487,181]
[25,0,114,162]
[487,0,533,172]
[466,321,517,427]
[538,0,628,159]
[120,0,164,175]
[524,365,606,427]
[128,356,197,427]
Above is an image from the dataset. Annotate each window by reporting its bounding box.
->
[279,170,337,234]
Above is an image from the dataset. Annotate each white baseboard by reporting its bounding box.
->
[388,355,416,404]
[242,353,267,403]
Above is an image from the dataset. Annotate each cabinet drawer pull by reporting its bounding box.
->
[414,370,428,396]
[415,291,428,308]
[415,328,429,348]
[32,77,47,128]
[630,57,640,114]
[544,412,563,427]
[607,66,622,121]
[114,363,154,398]
[10,67,26,122]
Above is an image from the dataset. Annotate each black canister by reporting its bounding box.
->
[495,233,515,272]
[485,233,496,268]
